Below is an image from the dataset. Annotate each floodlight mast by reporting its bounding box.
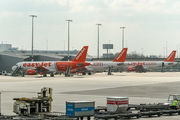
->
[30,15,37,62]
[96,24,102,60]
[66,20,73,61]
[120,27,125,50]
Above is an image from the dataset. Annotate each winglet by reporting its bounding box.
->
[72,46,88,62]
[164,50,176,62]
[112,48,128,62]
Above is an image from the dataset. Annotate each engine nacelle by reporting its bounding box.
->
[27,69,36,75]
[70,69,76,73]
[78,71,83,73]
[128,67,135,71]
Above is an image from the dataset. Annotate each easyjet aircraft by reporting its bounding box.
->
[125,50,177,72]
[12,46,90,77]
[83,48,128,75]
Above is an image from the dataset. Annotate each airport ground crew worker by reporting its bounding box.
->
[172,99,178,109]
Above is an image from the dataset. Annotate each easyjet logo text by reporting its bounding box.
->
[23,62,52,67]
[117,49,125,60]
[167,52,174,60]
[128,62,156,66]
[76,48,86,60]
[90,62,103,66]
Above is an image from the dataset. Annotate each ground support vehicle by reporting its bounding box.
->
[94,103,180,119]
[160,109,180,116]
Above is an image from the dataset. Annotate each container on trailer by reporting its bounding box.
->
[0,92,1,115]
[66,101,95,117]
[107,97,129,113]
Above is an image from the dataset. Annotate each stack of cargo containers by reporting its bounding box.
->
[107,97,129,113]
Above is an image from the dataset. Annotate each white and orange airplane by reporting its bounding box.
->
[12,46,90,77]
[83,48,128,75]
[125,50,177,72]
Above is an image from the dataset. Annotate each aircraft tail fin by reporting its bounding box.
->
[72,46,88,62]
[112,48,128,62]
[164,50,176,62]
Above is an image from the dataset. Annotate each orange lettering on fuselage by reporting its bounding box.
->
[90,62,103,66]
[128,62,156,66]
[23,62,52,68]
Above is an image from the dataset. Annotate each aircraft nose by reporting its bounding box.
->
[12,65,17,71]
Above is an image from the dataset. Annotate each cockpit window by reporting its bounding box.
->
[176,95,180,100]
[168,95,174,101]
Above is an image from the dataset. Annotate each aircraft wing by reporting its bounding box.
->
[117,63,124,66]
[35,66,49,73]
[76,62,91,67]
[134,65,144,69]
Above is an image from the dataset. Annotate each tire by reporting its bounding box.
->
[88,72,91,75]
[43,74,47,77]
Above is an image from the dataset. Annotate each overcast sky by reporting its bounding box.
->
[1,0,180,57]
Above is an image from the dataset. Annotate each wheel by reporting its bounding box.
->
[178,112,180,115]
[82,72,86,75]
[87,117,90,120]
[50,74,54,77]
[22,73,25,77]
[43,74,47,77]
[136,115,140,119]
[158,113,161,117]
[80,117,83,120]
[88,72,91,75]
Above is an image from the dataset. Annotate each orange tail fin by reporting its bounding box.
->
[164,50,176,62]
[72,46,88,62]
[112,48,128,62]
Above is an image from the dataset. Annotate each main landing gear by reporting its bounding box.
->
[43,74,47,77]
[50,73,54,77]
[108,66,113,75]
[65,67,72,77]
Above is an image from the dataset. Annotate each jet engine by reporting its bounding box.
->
[70,69,76,73]
[70,69,83,74]
[27,69,36,75]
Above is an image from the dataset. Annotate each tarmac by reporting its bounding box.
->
[0,72,180,120]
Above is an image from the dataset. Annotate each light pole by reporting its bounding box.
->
[96,24,102,60]
[107,40,111,58]
[63,40,65,52]
[46,40,48,51]
[30,15,37,62]
[166,41,168,57]
[126,40,127,48]
[141,48,143,56]
[163,47,165,58]
[177,45,179,58]
[66,20,73,61]
[120,27,125,50]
